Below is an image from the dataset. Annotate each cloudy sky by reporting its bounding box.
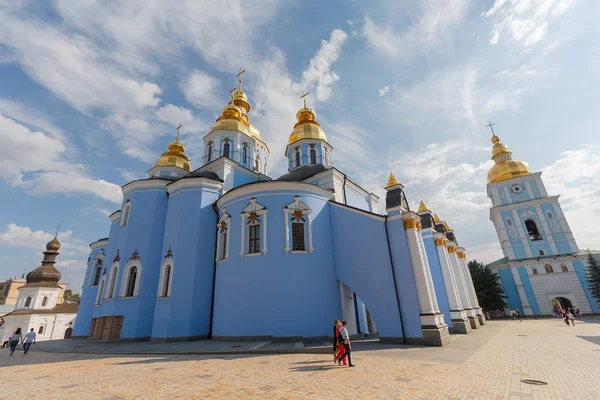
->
[1,0,599,292]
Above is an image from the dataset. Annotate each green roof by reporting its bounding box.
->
[486,250,600,267]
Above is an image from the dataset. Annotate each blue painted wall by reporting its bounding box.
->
[573,259,600,313]
[517,266,541,315]
[423,235,452,327]
[73,244,106,337]
[497,268,523,314]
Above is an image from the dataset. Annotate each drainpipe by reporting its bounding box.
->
[384,215,406,344]
[341,173,348,205]
[208,202,219,339]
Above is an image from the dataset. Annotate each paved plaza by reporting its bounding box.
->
[1,317,600,399]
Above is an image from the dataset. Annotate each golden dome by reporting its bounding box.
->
[46,236,61,251]
[385,172,401,189]
[487,134,531,183]
[208,102,251,136]
[249,122,261,138]
[287,108,328,146]
[417,200,430,213]
[233,89,250,113]
[154,139,191,171]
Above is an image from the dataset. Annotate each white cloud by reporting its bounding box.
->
[378,86,390,96]
[182,70,222,110]
[363,0,471,58]
[485,0,576,46]
[0,113,122,204]
[0,224,89,257]
[0,98,66,142]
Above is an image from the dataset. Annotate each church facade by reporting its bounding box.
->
[74,76,485,345]
[485,132,600,316]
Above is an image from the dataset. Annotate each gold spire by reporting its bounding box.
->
[417,200,430,213]
[232,67,250,113]
[444,221,452,231]
[154,125,191,171]
[433,213,442,223]
[287,92,328,147]
[385,172,400,189]
[486,124,531,183]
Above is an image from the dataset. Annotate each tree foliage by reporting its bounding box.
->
[468,260,507,312]
[63,289,81,303]
[586,253,600,306]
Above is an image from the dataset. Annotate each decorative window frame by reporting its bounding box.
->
[89,250,105,287]
[216,209,231,262]
[24,296,32,308]
[240,198,268,256]
[294,147,301,168]
[309,147,317,164]
[157,259,173,298]
[207,141,213,162]
[41,296,48,307]
[121,200,131,226]
[283,195,314,254]
[222,138,231,158]
[105,262,119,299]
[120,260,142,298]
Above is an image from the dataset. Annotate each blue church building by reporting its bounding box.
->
[485,131,600,316]
[74,77,486,346]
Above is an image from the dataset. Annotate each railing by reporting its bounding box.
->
[288,155,332,170]
[202,150,256,170]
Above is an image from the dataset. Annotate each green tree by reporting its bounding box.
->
[586,252,600,306]
[468,260,507,312]
[63,289,81,303]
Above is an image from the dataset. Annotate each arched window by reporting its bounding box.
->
[295,150,301,167]
[561,264,568,272]
[121,201,131,226]
[223,141,230,159]
[545,264,554,273]
[125,266,138,297]
[42,296,48,307]
[158,264,172,297]
[242,145,248,164]
[106,264,118,299]
[217,210,231,261]
[284,196,313,253]
[25,297,32,307]
[507,218,513,226]
[532,268,538,275]
[255,156,260,172]
[241,198,267,256]
[525,219,542,241]
[539,250,545,256]
[310,148,317,164]
[96,279,105,305]
[547,211,553,219]
[292,221,306,251]
[38,326,44,334]
[207,142,213,162]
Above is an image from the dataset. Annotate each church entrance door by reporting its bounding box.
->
[64,327,72,339]
[552,296,573,312]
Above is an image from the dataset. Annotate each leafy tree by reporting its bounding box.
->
[63,289,81,303]
[586,252,600,306]
[468,260,507,312]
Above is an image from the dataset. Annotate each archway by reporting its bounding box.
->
[552,297,573,312]
[64,327,73,339]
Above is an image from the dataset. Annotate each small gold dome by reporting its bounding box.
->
[487,134,531,183]
[233,89,250,113]
[208,102,251,136]
[417,200,430,213]
[46,236,61,251]
[385,172,401,189]
[287,108,328,146]
[154,139,191,171]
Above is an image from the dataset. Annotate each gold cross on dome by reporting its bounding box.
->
[55,225,60,238]
[486,121,496,136]
[229,86,236,102]
[300,91,309,108]
[176,123,183,141]
[236,68,246,89]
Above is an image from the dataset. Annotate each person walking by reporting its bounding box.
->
[22,328,36,354]
[336,321,355,368]
[567,311,575,326]
[333,320,347,366]
[562,311,570,326]
[9,328,22,356]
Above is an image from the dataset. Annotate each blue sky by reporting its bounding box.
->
[1,0,599,292]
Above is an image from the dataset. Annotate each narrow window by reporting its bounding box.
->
[525,219,542,241]
[162,265,172,297]
[207,142,213,162]
[292,222,306,251]
[545,264,554,273]
[25,297,32,307]
[93,265,102,286]
[38,326,44,334]
[121,201,130,226]
[324,148,329,165]
[310,148,317,164]
[507,218,512,226]
[220,231,227,260]
[242,146,248,164]
[248,224,261,254]
[532,268,538,275]
[42,296,48,307]
[547,211,553,219]
[126,267,138,297]
[255,156,260,172]
[295,150,301,167]
[539,250,545,256]
[107,268,118,298]
[561,264,568,272]
[223,141,230,159]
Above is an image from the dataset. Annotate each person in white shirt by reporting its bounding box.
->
[22,328,36,354]
[335,321,355,367]
[9,328,22,356]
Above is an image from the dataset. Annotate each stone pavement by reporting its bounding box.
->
[1,317,600,399]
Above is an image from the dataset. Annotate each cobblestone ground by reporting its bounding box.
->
[1,318,599,399]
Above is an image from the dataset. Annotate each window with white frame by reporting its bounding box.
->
[295,148,301,168]
[255,156,260,172]
[158,261,173,297]
[90,250,104,286]
[283,196,313,253]
[96,278,105,305]
[310,148,317,164]
[25,297,32,307]
[242,144,248,164]
[121,200,131,226]
[105,263,119,299]
[216,209,231,261]
[223,139,231,159]
[207,141,213,162]
[547,211,553,220]
[120,261,141,298]
[240,198,267,256]
[42,296,48,307]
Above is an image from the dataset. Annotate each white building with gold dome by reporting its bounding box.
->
[1,235,78,347]
[485,131,600,316]
[73,72,485,345]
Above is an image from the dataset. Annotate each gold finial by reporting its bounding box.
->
[486,120,496,137]
[236,68,246,90]
[433,213,442,223]
[176,123,183,142]
[417,200,430,213]
[300,91,309,109]
[385,172,400,189]
[444,221,452,231]
[54,225,60,239]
